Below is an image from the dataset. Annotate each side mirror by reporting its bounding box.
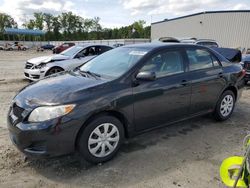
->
[136,71,156,81]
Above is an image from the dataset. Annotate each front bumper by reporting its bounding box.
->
[24,68,46,81]
[7,113,81,158]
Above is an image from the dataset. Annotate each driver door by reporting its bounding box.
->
[132,49,191,131]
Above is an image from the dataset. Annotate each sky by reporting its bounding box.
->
[0,0,250,28]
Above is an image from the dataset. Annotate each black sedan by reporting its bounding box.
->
[41,44,55,50]
[7,43,245,163]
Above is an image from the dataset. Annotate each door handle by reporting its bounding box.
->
[181,80,189,86]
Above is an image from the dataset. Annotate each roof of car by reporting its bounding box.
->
[77,43,113,48]
[122,42,201,50]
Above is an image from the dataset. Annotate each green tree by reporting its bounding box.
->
[131,20,146,38]
[23,19,35,29]
[34,12,44,30]
[52,16,61,40]
[0,13,17,32]
[43,13,53,32]
[2,11,151,41]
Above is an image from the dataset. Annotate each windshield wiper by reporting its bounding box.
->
[79,70,101,79]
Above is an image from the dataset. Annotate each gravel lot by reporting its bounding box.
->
[0,50,250,188]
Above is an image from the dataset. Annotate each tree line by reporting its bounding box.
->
[0,12,151,41]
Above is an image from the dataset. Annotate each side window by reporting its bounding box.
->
[76,49,86,58]
[81,47,96,56]
[95,46,102,55]
[187,49,215,71]
[140,50,184,78]
[88,47,96,56]
[100,46,112,54]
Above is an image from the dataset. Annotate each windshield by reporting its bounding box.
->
[80,47,149,79]
[60,46,84,56]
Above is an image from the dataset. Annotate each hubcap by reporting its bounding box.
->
[220,95,234,117]
[88,123,119,158]
[50,68,61,74]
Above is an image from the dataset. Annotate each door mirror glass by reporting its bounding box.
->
[136,71,156,81]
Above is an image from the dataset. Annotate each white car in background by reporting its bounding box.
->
[24,44,113,81]
[180,38,219,47]
[5,43,29,51]
[157,37,219,48]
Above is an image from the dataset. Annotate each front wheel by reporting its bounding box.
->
[214,90,235,121]
[45,67,64,76]
[78,115,124,164]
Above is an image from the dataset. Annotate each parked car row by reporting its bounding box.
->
[8,42,246,164]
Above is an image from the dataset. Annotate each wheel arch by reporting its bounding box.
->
[75,110,130,149]
[222,85,238,101]
[45,66,64,76]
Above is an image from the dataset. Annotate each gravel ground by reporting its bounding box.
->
[0,50,250,188]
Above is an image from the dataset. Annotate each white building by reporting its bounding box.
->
[151,10,250,49]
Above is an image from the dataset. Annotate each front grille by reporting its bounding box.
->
[25,62,33,69]
[244,62,250,71]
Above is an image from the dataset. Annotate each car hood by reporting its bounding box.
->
[27,54,70,65]
[15,71,108,108]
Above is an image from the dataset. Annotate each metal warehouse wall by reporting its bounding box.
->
[151,12,250,49]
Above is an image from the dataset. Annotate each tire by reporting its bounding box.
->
[23,47,26,51]
[214,90,236,121]
[245,80,248,85]
[45,67,64,76]
[78,115,124,164]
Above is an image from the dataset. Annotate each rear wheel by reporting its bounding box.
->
[214,90,235,121]
[45,67,64,76]
[245,80,248,85]
[78,115,124,164]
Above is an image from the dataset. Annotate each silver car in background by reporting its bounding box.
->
[24,44,113,81]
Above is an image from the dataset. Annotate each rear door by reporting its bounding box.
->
[133,48,191,131]
[185,47,226,115]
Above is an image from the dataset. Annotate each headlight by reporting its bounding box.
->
[34,63,46,69]
[28,104,75,122]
